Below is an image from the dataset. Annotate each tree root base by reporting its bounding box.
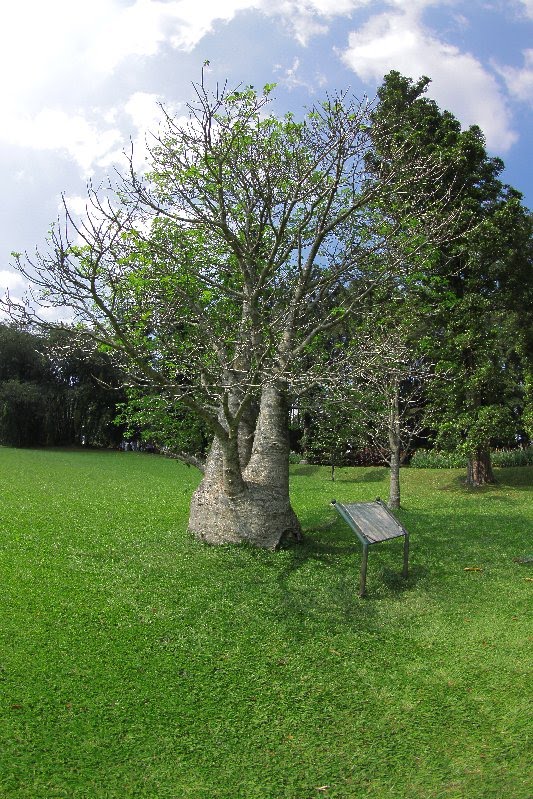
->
[188,481,302,550]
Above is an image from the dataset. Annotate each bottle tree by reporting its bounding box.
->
[4,75,458,547]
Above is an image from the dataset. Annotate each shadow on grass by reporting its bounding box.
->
[352,467,389,484]
[436,465,533,493]
[290,464,323,476]
[269,490,533,639]
[268,527,428,639]
[494,466,533,489]
[381,563,428,592]
[290,465,389,484]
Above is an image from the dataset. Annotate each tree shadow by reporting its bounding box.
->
[494,466,533,489]
[290,464,323,477]
[269,523,427,641]
[436,466,533,493]
[381,563,428,592]
[353,467,389,483]
[269,491,532,642]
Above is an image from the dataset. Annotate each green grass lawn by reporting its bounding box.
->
[0,447,531,799]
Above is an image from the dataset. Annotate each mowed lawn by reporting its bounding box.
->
[0,447,531,799]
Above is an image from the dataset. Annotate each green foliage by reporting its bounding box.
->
[298,391,364,477]
[0,447,531,798]
[115,389,209,456]
[523,369,533,441]
[7,74,471,459]
[492,447,533,467]
[0,380,47,447]
[410,449,469,468]
[371,72,533,471]
[432,402,518,458]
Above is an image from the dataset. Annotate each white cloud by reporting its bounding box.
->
[99,92,169,172]
[275,56,327,91]
[124,92,163,130]
[0,0,373,102]
[0,0,371,170]
[260,0,371,45]
[87,1,263,68]
[495,49,533,104]
[1,108,123,176]
[0,91,175,178]
[517,0,533,19]
[341,10,518,151]
[0,1,231,109]
[0,270,30,296]
[0,0,526,181]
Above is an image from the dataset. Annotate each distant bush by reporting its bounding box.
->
[491,447,533,467]
[410,447,533,469]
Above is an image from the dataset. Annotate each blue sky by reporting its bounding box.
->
[1,0,532,304]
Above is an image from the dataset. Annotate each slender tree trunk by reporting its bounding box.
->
[388,385,401,509]
[188,383,302,548]
[389,449,401,509]
[466,448,496,486]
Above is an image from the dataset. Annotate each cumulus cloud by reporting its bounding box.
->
[0,270,30,296]
[274,57,327,91]
[0,0,370,166]
[0,0,526,184]
[260,0,374,44]
[1,108,123,176]
[0,0,370,99]
[87,0,266,67]
[1,2,258,108]
[98,92,170,172]
[518,0,533,19]
[495,49,533,104]
[340,9,518,151]
[0,92,174,177]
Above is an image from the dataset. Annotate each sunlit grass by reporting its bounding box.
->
[0,447,531,798]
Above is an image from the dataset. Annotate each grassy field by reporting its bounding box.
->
[0,447,531,799]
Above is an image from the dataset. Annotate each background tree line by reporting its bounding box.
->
[0,324,125,448]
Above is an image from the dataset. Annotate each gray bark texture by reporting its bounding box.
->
[188,385,302,549]
[388,389,401,509]
[388,450,401,509]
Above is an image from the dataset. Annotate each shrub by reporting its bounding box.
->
[410,449,468,469]
[491,447,533,467]
[410,447,533,469]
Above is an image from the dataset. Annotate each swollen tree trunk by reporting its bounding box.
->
[188,384,302,549]
[466,448,496,486]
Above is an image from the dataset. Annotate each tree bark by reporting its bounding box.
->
[388,386,401,509]
[388,449,401,509]
[466,448,496,486]
[188,384,302,549]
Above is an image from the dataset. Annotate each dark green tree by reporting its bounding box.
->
[0,325,53,446]
[370,71,533,486]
